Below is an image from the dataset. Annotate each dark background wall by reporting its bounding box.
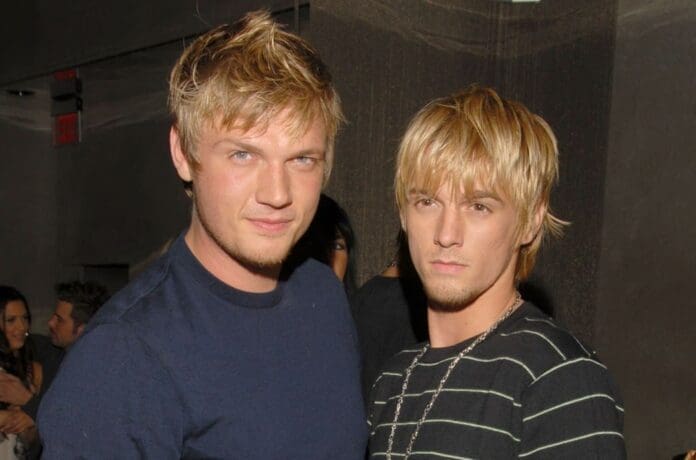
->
[0,0,298,84]
[595,0,696,457]
[0,121,57,328]
[0,1,693,457]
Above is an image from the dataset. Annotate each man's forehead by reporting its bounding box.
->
[206,113,268,137]
[210,105,324,136]
[204,122,327,157]
[55,300,74,315]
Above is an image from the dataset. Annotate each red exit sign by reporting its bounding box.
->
[51,68,82,146]
[53,112,81,146]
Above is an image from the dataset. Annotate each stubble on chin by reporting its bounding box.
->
[423,280,479,313]
[195,208,289,274]
[234,247,287,271]
[210,227,289,273]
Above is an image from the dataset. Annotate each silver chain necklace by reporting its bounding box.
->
[385,292,522,460]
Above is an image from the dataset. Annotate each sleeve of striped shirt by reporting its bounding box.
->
[518,357,626,459]
[366,371,387,433]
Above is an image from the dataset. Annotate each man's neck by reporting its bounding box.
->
[184,224,280,294]
[427,285,519,348]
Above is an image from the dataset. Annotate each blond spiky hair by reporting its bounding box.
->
[168,10,343,183]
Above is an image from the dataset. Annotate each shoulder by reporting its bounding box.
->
[351,275,425,318]
[499,306,624,420]
[352,276,398,307]
[62,322,153,369]
[38,321,184,457]
[355,275,396,296]
[65,256,190,375]
[91,255,171,324]
[39,322,163,425]
[493,303,602,380]
[354,275,422,302]
[41,321,175,412]
[509,306,626,456]
[351,276,391,317]
[85,250,181,331]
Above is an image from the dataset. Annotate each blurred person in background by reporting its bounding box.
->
[0,286,42,459]
[351,230,427,398]
[48,281,109,350]
[292,193,357,295]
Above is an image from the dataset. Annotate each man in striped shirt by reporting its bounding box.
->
[367,86,625,459]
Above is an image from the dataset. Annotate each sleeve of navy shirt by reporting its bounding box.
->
[37,323,184,459]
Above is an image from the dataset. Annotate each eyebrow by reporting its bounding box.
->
[213,139,326,158]
[6,314,26,320]
[406,188,431,197]
[406,188,503,202]
[469,190,503,202]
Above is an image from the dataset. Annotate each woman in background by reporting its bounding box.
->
[0,286,42,460]
[292,194,357,296]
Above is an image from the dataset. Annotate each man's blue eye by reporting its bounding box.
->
[230,151,252,160]
[296,156,317,165]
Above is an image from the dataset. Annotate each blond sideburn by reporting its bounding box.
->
[395,85,568,281]
[168,10,343,183]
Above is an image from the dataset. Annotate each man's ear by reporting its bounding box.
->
[170,127,193,182]
[521,203,547,246]
[76,323,85,338]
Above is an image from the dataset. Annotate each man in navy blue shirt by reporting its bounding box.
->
[38,11,366,459]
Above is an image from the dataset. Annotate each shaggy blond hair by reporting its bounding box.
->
[395,85,568,280]
[168,10,343,183]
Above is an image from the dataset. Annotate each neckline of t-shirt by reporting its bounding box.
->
[171,233,284,309]
[422,301,534,361]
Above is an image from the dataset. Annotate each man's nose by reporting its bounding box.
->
[434,206,463,248]
[256,162,292,209]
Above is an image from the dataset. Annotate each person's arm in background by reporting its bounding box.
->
[0,372,33,406]
[0,407,35,434]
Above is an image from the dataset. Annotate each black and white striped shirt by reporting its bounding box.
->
[367,302,625,459]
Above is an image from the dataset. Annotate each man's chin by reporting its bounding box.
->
[242,257,285,272]
[424,284,479,313]
[234,248,289,272]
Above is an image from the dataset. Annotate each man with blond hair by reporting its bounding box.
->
[38,11,366,458]
[367,86,625,459]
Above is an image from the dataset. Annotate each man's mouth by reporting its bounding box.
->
[248,217,293,234]
[430,259,467,274]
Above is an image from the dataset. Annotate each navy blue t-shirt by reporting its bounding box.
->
[38,235,367,459]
